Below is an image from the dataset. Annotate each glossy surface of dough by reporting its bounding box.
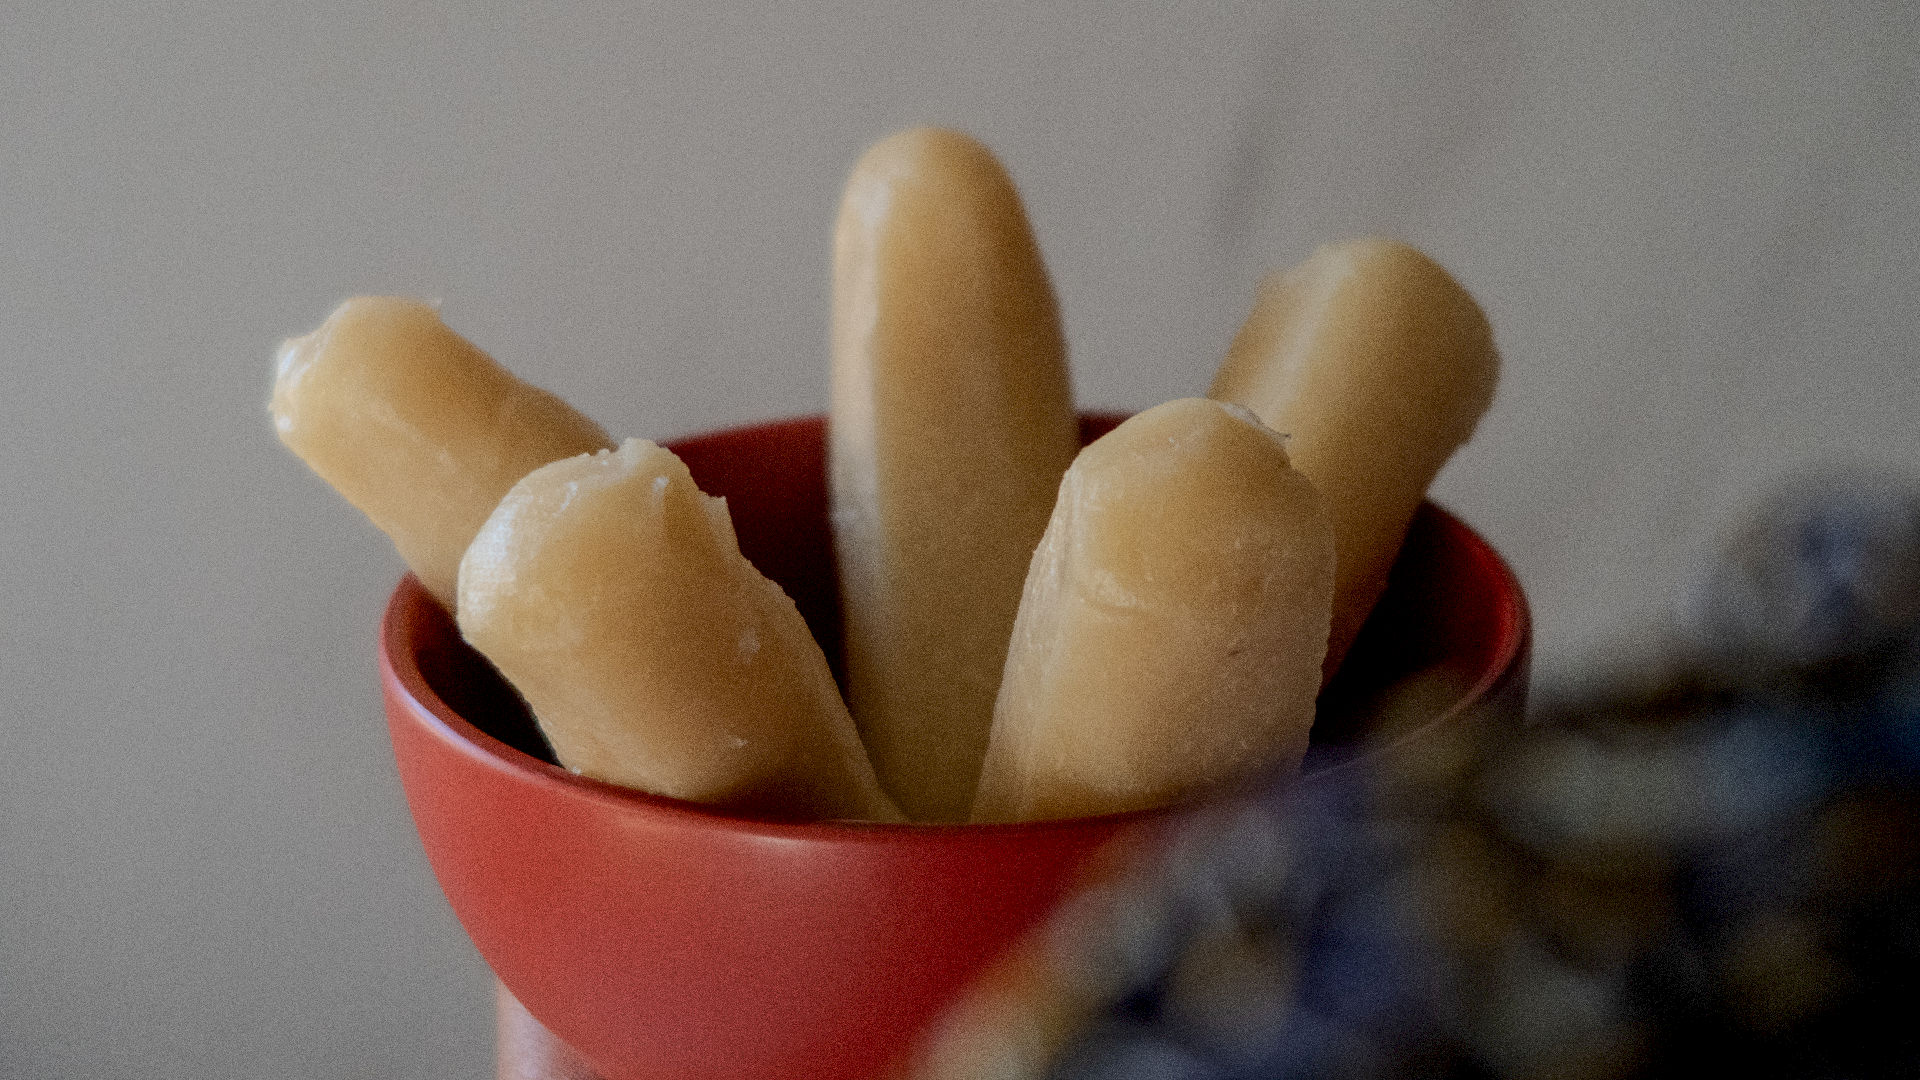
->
[1209,239,1498,674]
[830,128,1079,821]
[972,399,1335,823]
[270,297,612,608]
[458,439,901,822]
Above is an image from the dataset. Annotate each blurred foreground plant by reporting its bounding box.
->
[914,471,1920,1080]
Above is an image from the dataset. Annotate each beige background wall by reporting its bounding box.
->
[3,1,1914,1074]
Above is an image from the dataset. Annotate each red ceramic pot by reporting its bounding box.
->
[382,414,1530,1080]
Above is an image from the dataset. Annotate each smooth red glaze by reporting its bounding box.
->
[382,414,1530,1080]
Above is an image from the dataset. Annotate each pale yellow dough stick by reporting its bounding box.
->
[830,127,1079,821]
[971,398,1335,823]
[270,297,612,609]
[458,439,903,822]
[1209,239,1498,675]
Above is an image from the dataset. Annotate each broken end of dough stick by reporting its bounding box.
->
[459,439,902,823]
[1209,238,1498,677]
[972,397,1335,823]
[270,296,612,609]
[830,127,1078,821]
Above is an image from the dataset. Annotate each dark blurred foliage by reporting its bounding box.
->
[928,470,1920,1080]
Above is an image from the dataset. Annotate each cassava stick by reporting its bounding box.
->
[1209,239,1498,675]
[458,439,902,822]
[972,398,1335,823]
[270,297,612,609]
[830,127,1078,821]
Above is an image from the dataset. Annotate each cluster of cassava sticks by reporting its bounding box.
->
[270,128,1497,825]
